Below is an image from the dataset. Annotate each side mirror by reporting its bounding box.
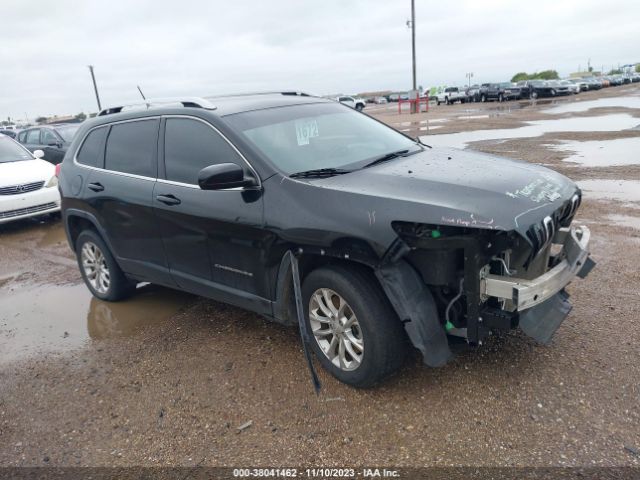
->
[48,140,61,148]
[33,149,45,159]
[198,163,258,190]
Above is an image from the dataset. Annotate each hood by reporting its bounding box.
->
[0,159,55,187]
[312,147,578,234]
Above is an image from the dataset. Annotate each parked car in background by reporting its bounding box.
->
[0,134,60,224]
[436,87,467,105]
[0,129,17,139]
[560,80,580,94]
[544,80,572,96]
[336,96,366,111]
[18,124,81,165]
[582,77,603,90]
[569,78,589,91]
[516,80,556,99]
[374,96,388,104]
[466,84,481,102]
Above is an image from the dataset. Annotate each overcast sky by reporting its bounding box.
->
[1,0,638,121]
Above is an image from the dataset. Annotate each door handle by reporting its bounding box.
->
[87,182,104,192]
[156,194,181,206]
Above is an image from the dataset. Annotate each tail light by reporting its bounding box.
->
[55,163,62,177]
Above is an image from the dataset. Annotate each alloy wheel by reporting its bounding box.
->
[309,288,363,371]
[81,241,111,294]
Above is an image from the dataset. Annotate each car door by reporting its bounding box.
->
[154,116,269,311]
[40,128,65,164]
[80,118,173,285]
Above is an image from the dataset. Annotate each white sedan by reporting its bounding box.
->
[0,134,60,224]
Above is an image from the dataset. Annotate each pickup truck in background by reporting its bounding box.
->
[336,95,367,111]
[435,87,467,105]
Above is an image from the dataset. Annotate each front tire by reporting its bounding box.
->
[355,104,364,112]
[302,265,407,388]
[76,230,136,301]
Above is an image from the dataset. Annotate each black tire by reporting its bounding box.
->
[75,230,136,301]
[436,100,441,106]
[302,265,408,388]
[355,104,364,112]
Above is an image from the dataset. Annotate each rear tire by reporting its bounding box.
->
[75,230,136,301]
[355,104,364,112]
[302,265,408,388]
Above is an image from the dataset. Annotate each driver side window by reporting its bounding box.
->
[164,118,244,185]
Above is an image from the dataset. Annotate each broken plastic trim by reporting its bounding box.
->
[288,250,321,394]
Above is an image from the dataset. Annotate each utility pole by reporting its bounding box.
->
[410,0,417,113]
[466,72,474,87]
[88,65,102,111]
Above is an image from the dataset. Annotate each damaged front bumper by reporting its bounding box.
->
[480,225,595,343]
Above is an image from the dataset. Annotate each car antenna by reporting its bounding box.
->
[137,85,146,100]
[288,250,321,394]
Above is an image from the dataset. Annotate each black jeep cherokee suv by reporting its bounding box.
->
[59,93,594,388]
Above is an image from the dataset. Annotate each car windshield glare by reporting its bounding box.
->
[0,136,33,163]
[224,103,420,175]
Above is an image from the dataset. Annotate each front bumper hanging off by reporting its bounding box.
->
[480,225,595,344]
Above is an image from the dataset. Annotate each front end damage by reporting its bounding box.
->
[377,197,595,367]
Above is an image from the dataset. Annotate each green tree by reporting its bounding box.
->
[608,68,623,75]
[511,72,529,82]
[75,112,87,122]
[35,116,47,125]
[636,64,640,73]
[536,70,559,80]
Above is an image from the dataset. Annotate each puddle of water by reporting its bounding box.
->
[0,283,194,363]
[553,137,640,167]
[606,214,640,229]
[421,114,640,149]
[577,179,640,204]
[457,114,490,120]
[544,96,640,114]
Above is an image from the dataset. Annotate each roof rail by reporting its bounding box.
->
[205,91,315,99]
[98,97,217,116]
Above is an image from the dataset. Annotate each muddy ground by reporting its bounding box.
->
[1,85,639,468]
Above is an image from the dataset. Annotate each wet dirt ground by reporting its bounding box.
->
[1,85,639,468]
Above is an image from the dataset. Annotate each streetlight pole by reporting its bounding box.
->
[466,72,474,88]
[410,0,417,113]
[88,65,102,111]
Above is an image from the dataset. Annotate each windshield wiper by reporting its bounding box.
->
[362,149,411,168]
[289,167,352,179]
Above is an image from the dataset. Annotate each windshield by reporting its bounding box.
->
[224,103,420,175]
[55,124,80,142]
[0,136,34,163]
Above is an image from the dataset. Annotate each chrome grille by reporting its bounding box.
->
[0,181,45,195]
[524,192,581,267]
[0,202,57,219]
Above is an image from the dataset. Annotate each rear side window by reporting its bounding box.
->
[164,118,243,184]
[77,127,108,167]
[41,129,58,145]
[25,129,40,144]
[104,119,158,177]
[18,131,27,143]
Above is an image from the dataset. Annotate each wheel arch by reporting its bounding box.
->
[64,209,113,254]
